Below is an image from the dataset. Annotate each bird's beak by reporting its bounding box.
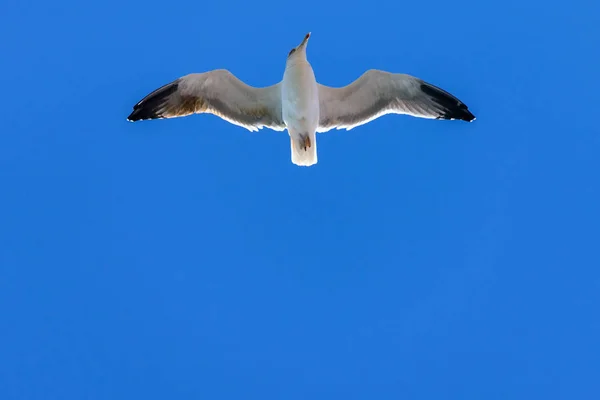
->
[300,32,311,47]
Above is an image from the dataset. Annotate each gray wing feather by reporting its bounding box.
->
[317,69,475,133]
[128,69,286,132]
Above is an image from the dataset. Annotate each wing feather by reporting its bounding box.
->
[317,69,475,133]
[128,70,285,132]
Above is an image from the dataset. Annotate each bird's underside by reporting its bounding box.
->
[127,35,475,167]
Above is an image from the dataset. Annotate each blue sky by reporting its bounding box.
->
[1,0,599,399]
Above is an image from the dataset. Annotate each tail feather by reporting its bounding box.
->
[420,82,476,122]
[290,133,317,167]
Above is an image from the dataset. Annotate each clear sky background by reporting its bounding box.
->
[1,0,599,399]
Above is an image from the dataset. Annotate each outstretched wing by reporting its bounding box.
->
[317,69,475,132]
[127,69,286,132]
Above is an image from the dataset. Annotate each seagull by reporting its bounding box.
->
[127,33,475,167]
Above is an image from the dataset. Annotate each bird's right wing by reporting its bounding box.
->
[127,70,286,132]
[317,69,475,133]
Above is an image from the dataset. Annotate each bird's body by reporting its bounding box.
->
[282,45,320,166]
[127,33,475,167]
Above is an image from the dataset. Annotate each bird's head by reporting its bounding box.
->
[286,32,311,65]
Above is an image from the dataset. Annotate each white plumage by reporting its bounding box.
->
[127,33,475,167]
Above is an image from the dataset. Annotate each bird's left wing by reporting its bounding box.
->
[317,69,475,133]
[127,69,286,132]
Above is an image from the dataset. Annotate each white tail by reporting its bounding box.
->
[290,132,318,167]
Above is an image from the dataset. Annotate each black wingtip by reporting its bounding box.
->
[420,82,476,122]
[451,108,476,123]
[127,110,141,122]
[127,107,158,122]
[127,80,179,122]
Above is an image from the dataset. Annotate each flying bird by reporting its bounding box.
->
[127,33,475,167]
